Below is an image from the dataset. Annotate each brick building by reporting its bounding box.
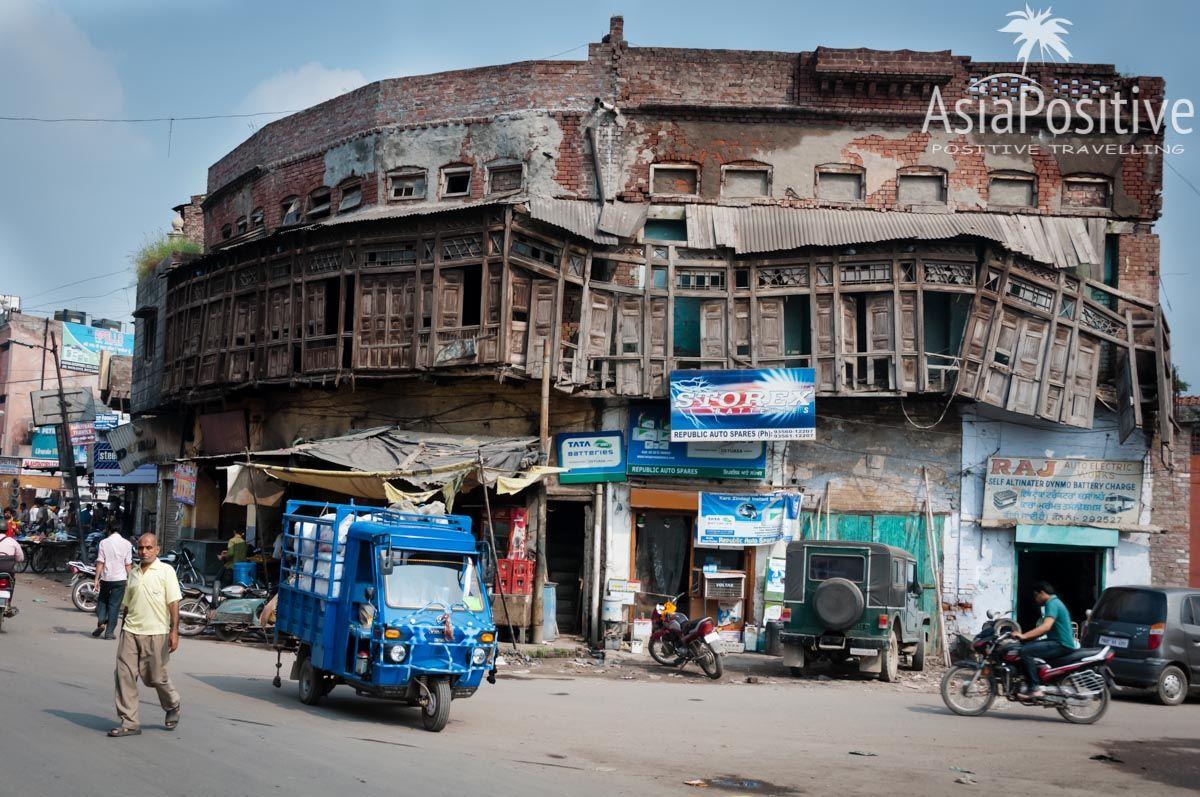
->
[132,18,1184,647]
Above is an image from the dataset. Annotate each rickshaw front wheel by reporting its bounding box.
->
[420,678,451,732]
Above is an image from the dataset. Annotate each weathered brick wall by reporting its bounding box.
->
[1116,226,1160,303]
[1150,435,1191,585]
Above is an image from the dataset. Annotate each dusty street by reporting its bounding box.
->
[0,573,1196,797]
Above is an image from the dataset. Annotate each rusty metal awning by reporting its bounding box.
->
[317,196,518,227]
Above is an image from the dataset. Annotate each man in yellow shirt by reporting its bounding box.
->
[109,533,182,737]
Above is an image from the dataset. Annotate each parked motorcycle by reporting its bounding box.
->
[68,560,99,612]
[0,568,15,631]
[941,609,1114,724]
[647,593,724,680]
[207,582,272,642]
[177,582,216,637]
[159,548,203,585]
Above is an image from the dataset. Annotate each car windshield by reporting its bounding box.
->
[1092,588,1166,625]
[382,553,483,611]
[808,553,865,582]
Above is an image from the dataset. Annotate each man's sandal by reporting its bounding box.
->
[108,727,141,737]
[165,706,181,730]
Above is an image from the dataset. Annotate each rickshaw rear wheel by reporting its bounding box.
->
[420,678,451,732]
[298,658,324,706]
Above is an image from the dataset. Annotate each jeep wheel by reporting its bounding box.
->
[878,628,900,682]
[908,631,926,672]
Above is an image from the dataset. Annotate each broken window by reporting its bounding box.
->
[250,207,264,228]
[307,186,331,220]
[989,172,1036,207]
[644,219,687,242]
[221,223,232,240]
[487,163,524,194]
[1062,175,1111,209]
[141,314,157,363]
[722,166,770,198]
[387,168,426,201]
[651,164,699,196]
[816,165,865,202]
[510,233,560,266]
[673,297,702,357]
[280,196,301,225]
[337,179,362,213]
[897,171,946,204]
[441,166,472,198]
[236,216,248,236]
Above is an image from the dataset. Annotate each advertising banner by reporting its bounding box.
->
[555,431,627,484]
[91,438,157,484]
[60,321,132,374]
[173,462,197,506]
[982,456,1144,528]
[669,368,816,442]
[627,402,766,479]
[695,491,801,548]
[30,424,89,465]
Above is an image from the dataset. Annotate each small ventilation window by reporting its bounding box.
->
[816,164,865,202]
[307,186,332,220]
[280,196,301,225]
[441,166,472,198]
[235,216,248,236]
[337,179,362,213]
[387,169,426,201]
[989,172,1036,207]
[221,223,232,240]
[897,171,947,204]
[487,164,524,194]
[722,166,770,198]
[250,207,264,228]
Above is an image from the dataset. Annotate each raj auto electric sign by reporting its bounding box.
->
[982,456,1144,528]
[669,368,816,442]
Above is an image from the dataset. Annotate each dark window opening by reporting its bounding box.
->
[590,258,615,282]
[342,276,356,333]
[510,234,560,265]
[323,278,339,336]
[250,208,264,228]
[338,180,362,213]
[922,292,971,356]
[221,223,232,240]
[236,216,248,235]
[644,219,687,242]
[442,168,472,197]
[783,295,811,356]
[388,169,426,201]
[462,264,482,327]
[673,297,701,357]
[307,187,332,220]
[734,269,750,289]
[142,316,157,362]
[281,196,301,225]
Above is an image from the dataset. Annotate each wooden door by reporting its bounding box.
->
[615,296,643,394]
[438,269,464,329]
[525,281,556,378]
[700,300,726,362]
[756,298,783,361]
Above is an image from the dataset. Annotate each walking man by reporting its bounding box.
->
[92,522,133,639]
[109,533,182,737]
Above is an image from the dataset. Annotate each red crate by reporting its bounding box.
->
[496,558,534,595]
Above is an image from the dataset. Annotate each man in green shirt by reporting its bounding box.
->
[1011,580,1079,699]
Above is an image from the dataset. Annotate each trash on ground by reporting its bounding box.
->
[684,779,708,787]
[744,676,761,684]
[1090,754,1124,764]
[954,775,977,785]
[848,751,878,757]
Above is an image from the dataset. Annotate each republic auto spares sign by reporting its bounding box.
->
[669,368,816,442]
[982,456,1144,528]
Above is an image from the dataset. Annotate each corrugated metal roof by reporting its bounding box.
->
[684,206,1099,268]
[526,198,618,244]
[596,201,647,237]
[317,196,516,227]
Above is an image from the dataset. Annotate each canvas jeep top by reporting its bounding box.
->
[780,539,930,681]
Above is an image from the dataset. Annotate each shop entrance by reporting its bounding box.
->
[1015,546,1104,632]
[633,511,692,620]
[546,501,586,634]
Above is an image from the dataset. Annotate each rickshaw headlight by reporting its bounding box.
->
[386,644,407,663]
[471,647,487,666]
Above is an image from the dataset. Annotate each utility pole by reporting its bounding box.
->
[48,332,83,555]
[531,340,552,644]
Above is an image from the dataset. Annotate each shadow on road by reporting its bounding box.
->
[906,704,1066,723]
[1094,737,1200,790]
[44,709,114,732]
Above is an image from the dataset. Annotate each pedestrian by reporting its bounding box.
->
[92,522,133,639]
[3,508,18,538]
[108,533,182,738]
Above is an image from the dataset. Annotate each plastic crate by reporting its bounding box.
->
[496,558,534,595]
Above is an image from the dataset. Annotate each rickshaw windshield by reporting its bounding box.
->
[382,552,483,611]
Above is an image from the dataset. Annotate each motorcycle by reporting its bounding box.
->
[176,582,216,637]
[647,593,724,680]
[68,560,99,612]
[0,568,15,630]
[159,548,203,585]
[941,609,1114,724]
[206,582,272,642]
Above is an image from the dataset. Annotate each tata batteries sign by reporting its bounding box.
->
[669,368,816,442]
[556,431,626,484]
[628,403,766,480]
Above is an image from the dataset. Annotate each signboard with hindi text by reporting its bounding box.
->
[982,456,1144,528]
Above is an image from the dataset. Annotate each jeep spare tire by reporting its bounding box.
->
[813,578,864,631]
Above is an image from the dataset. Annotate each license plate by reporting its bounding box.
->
[703,631,720,644]
[1099,635,1129,649]
[0,590,9,599]
[849,647,877,657]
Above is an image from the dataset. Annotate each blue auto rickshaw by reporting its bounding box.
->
[274,501,497,732]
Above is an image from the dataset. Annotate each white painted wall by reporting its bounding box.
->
[951,405,1154,636]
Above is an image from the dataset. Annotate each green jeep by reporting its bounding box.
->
[780,539,930,681]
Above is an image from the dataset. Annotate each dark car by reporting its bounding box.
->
[1081,586,1200,706]
[779,540,930,681]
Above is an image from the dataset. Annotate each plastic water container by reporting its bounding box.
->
[231,561,256,586]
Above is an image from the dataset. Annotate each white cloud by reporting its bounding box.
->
[239,62,369,116]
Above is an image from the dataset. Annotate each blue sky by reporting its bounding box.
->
[1,0,1197,380]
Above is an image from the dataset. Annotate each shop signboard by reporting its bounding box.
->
[669,368,816,442]
[60,321,132,374]
[695,491,801,548]
[627,402,766,479]
[982,456,1144,528]
[606,578,641,606]
[173,462,197,506]
[30,424,88,465]
[91,438,157,485]
[0,456,20,476]
[764,556,787,602]
[555,431,626,484]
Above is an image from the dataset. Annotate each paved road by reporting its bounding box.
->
[1,574,1197,797]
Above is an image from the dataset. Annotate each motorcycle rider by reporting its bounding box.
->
[0,529,26,617]
[1011,581,1078,699]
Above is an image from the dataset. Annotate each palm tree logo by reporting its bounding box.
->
[999,5,1073,75]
